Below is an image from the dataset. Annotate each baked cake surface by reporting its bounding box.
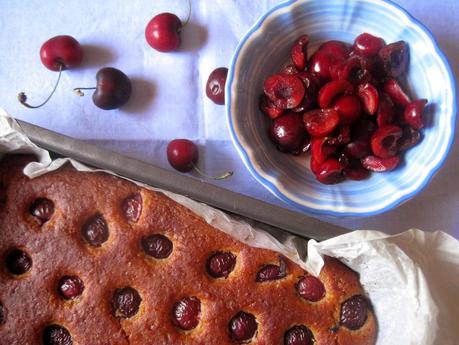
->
[0,155,377,345]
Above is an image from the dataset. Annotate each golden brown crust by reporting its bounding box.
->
[0,155,377,345]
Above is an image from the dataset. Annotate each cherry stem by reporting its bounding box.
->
[18,64,63,109]
[192,163,233,180]
[180,0,192,28]
[73,87,96,97]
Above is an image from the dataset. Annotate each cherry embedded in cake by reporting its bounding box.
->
[296,275,326,302]
[172,296,201,331]
[340,295,370,330]
[0,301,5,325]
[81,214,109,247]
[121,193,143,223]
[256,257,287,282]
[58,275,85,300]
[206,251,237,279]
[259,32,429,184]
[228,311,258,343]
[30,198,55,224]
[284,325,315,345]
[141,234,173,259]
[111,287,142,319]
[5,248,32,276]
[42,324,73,345]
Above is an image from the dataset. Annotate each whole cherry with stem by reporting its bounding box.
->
[167,139,233,180]
[18,35,83,108]
[145,0,191,52]
[73,67,132,110]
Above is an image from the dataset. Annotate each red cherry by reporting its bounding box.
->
[281,63,299,76]
[326,125,351,146]
[18,35,83,109]
[398,126,422,150]
[404,99,428,130]
[270,112,307,153]
[357,83,379,115]
[310,158,321,175]
[352,119,377,142]
[379,41,409,78]
[333,95,361,124]
[291,35,309,71]
[311,137,337,164]
[345,140,371,159]
[167,139,198,172]
[145,13,182,52]
[40,35,83,71]
[264,74,305,109]
[371,125,403,158]
[384,79,411,108]
[331,56,372,85]
[344,159,370,180]
[206,67,228,105]
[308,40,351,81]
[303,108,339,137]
[318,80,353,109]
[376,93,395,127]
[361,155,400,172]
[314,159,345,184]
[259,94,284,119]
[353,33,385,57]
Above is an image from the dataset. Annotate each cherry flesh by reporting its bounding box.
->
[333,94,361,124]
[384,79,411,108]
[331,56,372,85]
[371,125,403,158]
[379,41,409,78]
[311,137,337,164]
[206,67,228,105]
[318,80,353,109]
[308,40,351,81]
[361,155,400,172]
[404,99,428,130]
[357,83,379,115]
[303,108,339,137]
[376,93,395,127]
[314,159,345,184]
[291,35,309,70]
[399,126,421,150]
[145,13,182,52]
[353,33,385,58]
[264,74,305,109]
[260,94,284,119]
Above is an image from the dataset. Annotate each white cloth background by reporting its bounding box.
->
[0,0,458,239]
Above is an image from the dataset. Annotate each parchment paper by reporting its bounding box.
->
[1,109,458,345]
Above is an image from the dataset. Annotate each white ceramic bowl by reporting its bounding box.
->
[226,0,456,217]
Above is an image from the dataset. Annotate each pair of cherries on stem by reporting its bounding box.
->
[19,35,131,110]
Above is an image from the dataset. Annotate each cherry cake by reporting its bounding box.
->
[0,155,377,344]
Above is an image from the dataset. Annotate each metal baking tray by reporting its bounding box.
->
[16,119,348,241]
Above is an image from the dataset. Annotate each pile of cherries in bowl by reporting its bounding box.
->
[260,33,428,184]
